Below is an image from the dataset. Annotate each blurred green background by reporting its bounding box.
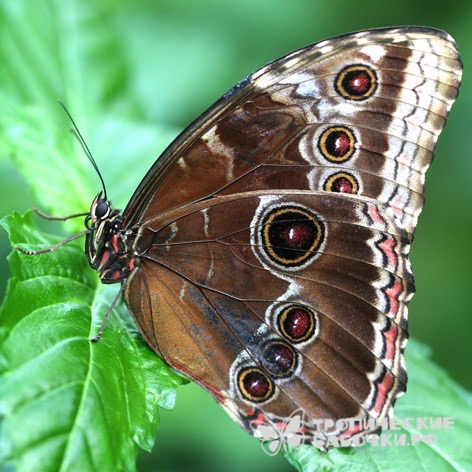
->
[0,0,470,471]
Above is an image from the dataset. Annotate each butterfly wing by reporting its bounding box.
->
[124,191,412,439]
[121,27,462,443]
[122,26,461,240]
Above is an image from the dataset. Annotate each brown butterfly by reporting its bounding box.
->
[21,26,462,447]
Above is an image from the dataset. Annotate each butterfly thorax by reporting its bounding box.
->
[85,192,138,284]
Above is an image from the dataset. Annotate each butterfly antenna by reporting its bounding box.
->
[56,99,108,200]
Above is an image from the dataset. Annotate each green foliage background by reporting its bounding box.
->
[0,1,471,471]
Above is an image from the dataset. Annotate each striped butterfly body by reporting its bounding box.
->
[36,27,464,446]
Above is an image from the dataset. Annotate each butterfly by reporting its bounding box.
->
[21,26,462,447]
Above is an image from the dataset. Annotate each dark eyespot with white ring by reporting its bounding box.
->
[261,340,298,378]
[260,205,325,268]
[323,171,359,194]
[277,304,317,344]
[335,64,378,101]
[237,367,274,403]
[318,127,356,163]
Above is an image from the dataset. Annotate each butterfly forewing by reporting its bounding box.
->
[116,27,462,444]
[123,27,461,240]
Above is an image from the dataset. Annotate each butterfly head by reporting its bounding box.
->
[89,192,115,224]
[84,192,137,283]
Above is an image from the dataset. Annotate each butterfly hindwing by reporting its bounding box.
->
[124,191,411,439]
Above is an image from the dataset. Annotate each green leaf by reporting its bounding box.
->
[282,340,472,471]
[0,0,130,112]
[0,2,185,470]
[0,0,128,219]
[0,0,179,224]
[0,212,185,472]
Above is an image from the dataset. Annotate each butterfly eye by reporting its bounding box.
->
[94,200,111,220]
